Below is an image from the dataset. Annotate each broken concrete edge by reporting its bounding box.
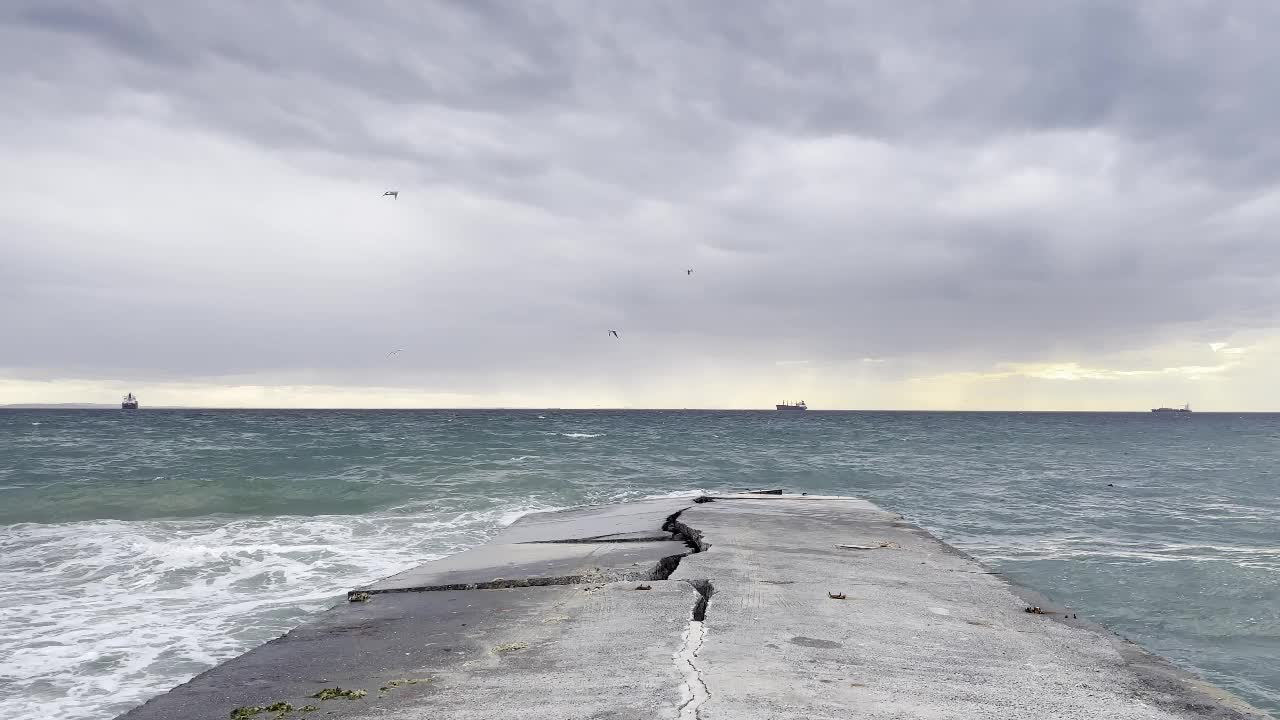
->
[692,494,1268,719]
[886,513,1264,717]
[339,493,976,605]
[991,567,1269,719]
[519,533,677,544]
[684,579,713,622]
[730,488,879,497]
[665,508,710,554]
[882,511,1272,719]
[1113,639,1269,719]
[346,501,709,601]
[345,561,682,599]
[337,491,890,608]
[342,495,718,608]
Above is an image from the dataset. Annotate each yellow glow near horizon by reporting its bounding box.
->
[3,334,1278,411]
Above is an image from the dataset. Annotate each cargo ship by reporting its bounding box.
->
[121,393,139,410]
[776,401,807,412]
[1151,403,1190,413]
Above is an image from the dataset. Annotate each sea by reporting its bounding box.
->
[1,409,1277,719]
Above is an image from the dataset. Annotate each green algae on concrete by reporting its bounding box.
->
[309,687,367,701]
[229,702,293,720]
[491,641,529,654]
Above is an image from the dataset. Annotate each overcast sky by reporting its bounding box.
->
[3,1,1279,409]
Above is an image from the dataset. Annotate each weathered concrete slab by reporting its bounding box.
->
[117,498,704,720]
[491,496,694,544]
[120,581,699,720]
[116,494,1268,720]
[385,580,700,720]
[358,539,690,594]
[669,497,1265,720]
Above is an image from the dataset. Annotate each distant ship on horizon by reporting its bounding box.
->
[121,393,139,410]
[776,400,807,412]
[1151,403,1191,413]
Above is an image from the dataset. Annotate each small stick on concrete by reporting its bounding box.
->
[828,592,847,600]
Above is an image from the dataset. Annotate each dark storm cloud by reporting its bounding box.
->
[4,1,1280,387]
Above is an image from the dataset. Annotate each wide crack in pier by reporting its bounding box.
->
[349,502,710,598]
[675,578,715,719]
[344,499,720,719]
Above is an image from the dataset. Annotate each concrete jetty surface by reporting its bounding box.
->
[118,494,1269,720]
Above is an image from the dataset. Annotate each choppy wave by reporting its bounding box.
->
[2,408,1279,718]
[0,502,549,720]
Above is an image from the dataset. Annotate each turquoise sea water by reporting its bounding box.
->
[1,409,1277,718]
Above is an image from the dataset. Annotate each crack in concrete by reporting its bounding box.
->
[686,579,714,622]
[351,575,601,598]
[518,535,677,545]
[665,508,711,553]
[351,502,721,719]
[649,553,687,581]
[675,580,713,719]
[667,504,714,718]
[354,508,707,599]
[350,552,691,599]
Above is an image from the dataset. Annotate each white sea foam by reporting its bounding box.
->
[497,504,574,527]
[560,432,602,438]
[498,455,541,465]
[0,503,550,720]
[642,489,712,500]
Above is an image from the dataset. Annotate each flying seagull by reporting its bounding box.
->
[387,348,404,358]
[686,268,693,275]
[383,190,398,199]
[608,330,619,339]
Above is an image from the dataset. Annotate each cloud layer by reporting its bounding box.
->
[3,2,1279,408]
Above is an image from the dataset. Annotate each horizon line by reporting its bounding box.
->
[2,404,1272,413]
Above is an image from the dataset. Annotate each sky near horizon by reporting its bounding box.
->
[3,2,1280,410]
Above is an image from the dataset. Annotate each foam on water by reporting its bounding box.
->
[497,455,541,465]
[2,409,1278,718]
[0,503,546,720]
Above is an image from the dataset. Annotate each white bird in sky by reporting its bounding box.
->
[383,190,398,199]
[387,348,404,358]
[608,330,620,339]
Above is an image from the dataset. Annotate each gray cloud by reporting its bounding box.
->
[15,3,190,66]
[3,1,1280,397]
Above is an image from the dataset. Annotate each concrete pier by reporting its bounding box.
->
[118,494,1269,719]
